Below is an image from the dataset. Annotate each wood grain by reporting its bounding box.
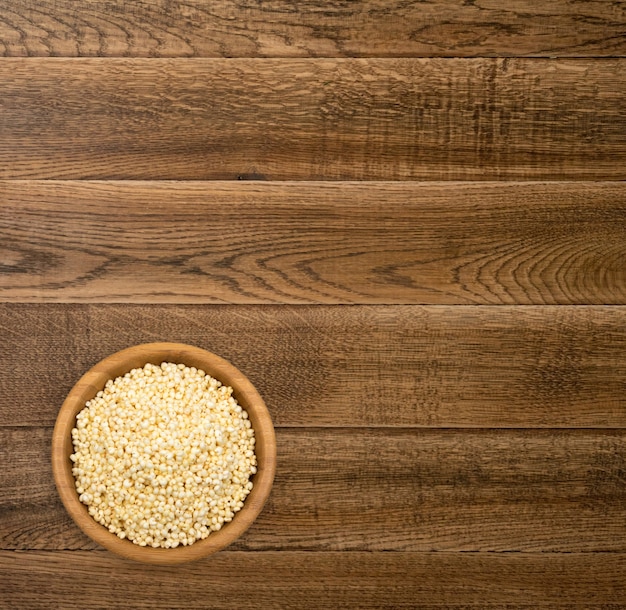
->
[2,304,625,429]
[1,551,624,609]
[0,1,624,59]
[3,427,625,552]
[1,1,623,607]
[1,181,625,304]
[0,59,625,180]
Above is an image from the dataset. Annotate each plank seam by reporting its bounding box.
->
[4,425,626,431]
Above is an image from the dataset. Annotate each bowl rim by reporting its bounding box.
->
[51,342,276,565]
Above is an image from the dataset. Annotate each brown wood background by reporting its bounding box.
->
[0,1,625,608]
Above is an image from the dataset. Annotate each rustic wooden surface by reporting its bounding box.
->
[2,305,625,429]
[1,1,625,607]
[2,552,625,610]
[0,59,625,180]
[4,426,626,552]
[1,0,624,58]
[1,181,625,304]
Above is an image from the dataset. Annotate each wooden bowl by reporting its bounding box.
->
[52,342,276,565]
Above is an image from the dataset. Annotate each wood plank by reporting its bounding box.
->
[3,427,625,551]
[1,551,624,609]
[1,1,624,59]
[2,304,625,429]
[2,181,625,305]
[0,59,624,180]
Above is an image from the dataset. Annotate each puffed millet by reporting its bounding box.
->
[70,362,257,548]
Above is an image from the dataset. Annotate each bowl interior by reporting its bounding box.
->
[52,342,276,565]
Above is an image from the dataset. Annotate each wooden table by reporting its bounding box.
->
[1,2,625,608]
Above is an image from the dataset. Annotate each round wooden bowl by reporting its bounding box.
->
[52,342,276,565]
